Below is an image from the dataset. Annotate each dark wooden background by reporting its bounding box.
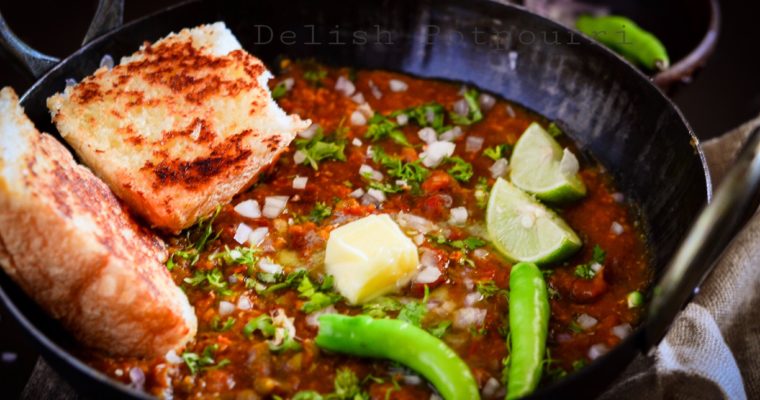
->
[1,0,759,398]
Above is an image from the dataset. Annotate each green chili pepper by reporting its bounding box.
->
[315,314,480,400]
[576,15,670,71]
[506,262,550,399]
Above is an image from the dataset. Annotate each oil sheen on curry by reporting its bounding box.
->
[82,61,650,399]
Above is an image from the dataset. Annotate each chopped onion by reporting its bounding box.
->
[465,136,485,153]
[293,150,307,164]
[237,295,253,310]
[402,375,422,385]
[577,313,598,330]
[335,76,356,97]
[478,93,496,111]
[396,212,435,234]
[508,51,519,70]
[439,126,464,142]
[449,206,468,225]
[590,262,603,273]
[389,79,409,92]
[420,249,439,268]
[505,105,516,118]
[259,258,283,274]
[612,323,633,340]
[128,367,145,389]
[453,98,470,117]
[99,54,114,70]
[351,92,366,104]
[165,350,183,365]
[228,274,239,284]
[233,223,254,244]
[612,192,625,203]
[350,188,365,198]
[350,110,367,126]
[357,103,374,118]
[234,200,261,218]
[611,221,624,235]
[299,123,320,139]
[473,248,489,259]
[482,377,501,398]
[366,146,375,158]
[352,137,363,147]
[465,292,482,306]
[65,78,77,87]
[490,158,509,178]
[396,113,409,126]
[421,141,456,168]
[292,176,308,190]
[414,234,425,245]
[282,77,295,91]
[263,196,289,218]
[368,79,383,99]
[438,194,454,208]
[425,108,436,124]
[190,122,202,141]
[219,301,235,316]
[418,127,438,144]
[248,227,269,245]
[559,148,580,176]
[453,307,487,329]
[396,179,408,188]
[360,164,383,181]
[588,343,609,360]
[415,266,442,284]
[367,188,386,203]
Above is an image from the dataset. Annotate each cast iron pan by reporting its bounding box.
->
[0,0,755,399]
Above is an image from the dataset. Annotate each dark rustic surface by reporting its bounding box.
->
[1,0,759,399]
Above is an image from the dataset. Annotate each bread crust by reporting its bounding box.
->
[47,22,309,233]
[0,87,197,357]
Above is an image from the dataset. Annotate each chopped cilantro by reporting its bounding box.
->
[184,269,232,296]
[333,368,368,400]
[474,177,490,209]
[365,114,412,147]
[574,245,607,280]
[397,286,429,327]
[260,269,307,294]
[268,331,302,353]
[271,81,289,99]
[182,344,229,375]
[297,275,342,314]
[427,321,452,338]
[308,202,333,224]
[242,314,276,338]
[167,206,222,269]
[572,359,587,371]
[429,234,486,267]
[483,143,512,161]
[295,128,347,170]
[361,297,403,318]
[393,102,448,132]
[303,68,327,87]
[449,89,483,125]
[568,321,583,333]
[209,246,259,267]
[476,280,508,299]
[366,180,404,194]
[292,391,323,400]
[548,122,563,137]
[445,156,474,182]
[210,316,236,332]
[372,147,429,186]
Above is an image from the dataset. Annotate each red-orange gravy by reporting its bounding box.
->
[80,62,650,399]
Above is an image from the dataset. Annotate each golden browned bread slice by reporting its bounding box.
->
[0,87,197,357]
[47,22,309,233]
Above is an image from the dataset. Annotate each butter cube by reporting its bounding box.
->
[325,214,419,304]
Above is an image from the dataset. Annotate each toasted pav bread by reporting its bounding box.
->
[0,87,196,357]
[47,22,309,233]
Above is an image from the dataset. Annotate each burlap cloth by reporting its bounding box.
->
[21,116,760,399]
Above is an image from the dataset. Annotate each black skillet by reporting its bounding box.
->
[0,0,756,398]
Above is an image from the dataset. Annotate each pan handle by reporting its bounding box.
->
[82,0,124,46]
[0,0,123,79]
[644,126,760,349]
[0,12,60,78]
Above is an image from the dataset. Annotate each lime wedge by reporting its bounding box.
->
[486,178,581,265]
[510,122,586,202]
